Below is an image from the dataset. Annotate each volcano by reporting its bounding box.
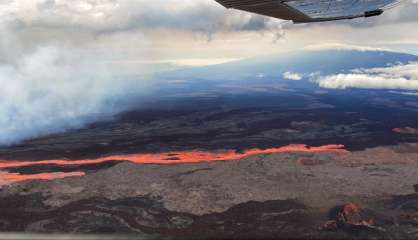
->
[1,49,418,238]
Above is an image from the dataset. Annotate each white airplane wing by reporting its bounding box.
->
[215,0,402,23]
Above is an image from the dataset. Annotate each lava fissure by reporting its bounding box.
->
[0,144,347,186]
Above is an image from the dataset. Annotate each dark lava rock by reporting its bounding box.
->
[28,197,194,234]
[181,199,316,239]
[0,194,317,239]
[327,189,418,240]
[383,192,418,239]
[321,203,391,239]
[0,194,191,237]
[392,193,418,226]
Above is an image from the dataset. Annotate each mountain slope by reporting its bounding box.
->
[159,49,418,81]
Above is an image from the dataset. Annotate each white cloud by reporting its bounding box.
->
[0,0,287,34]
[316,62,418,90]
[283,71,303,81]
[170,58,240,67]
[304,43,393,52]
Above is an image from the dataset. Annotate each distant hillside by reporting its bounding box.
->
[158,49,418,81]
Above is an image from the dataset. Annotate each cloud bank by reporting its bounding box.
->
[2,0,287,37]
[316,62,418,91]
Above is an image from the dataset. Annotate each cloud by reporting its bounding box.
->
[315,62,418,90]
[1,0,288,35]
[283,71,303,81]
[304,43,393,52]
[0,0,289,64]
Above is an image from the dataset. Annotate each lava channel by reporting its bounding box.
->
[0,144,348,186]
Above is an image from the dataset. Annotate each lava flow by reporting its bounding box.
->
[0,171,85,186]
[0,144,348,186]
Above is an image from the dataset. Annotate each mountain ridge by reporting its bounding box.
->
[158,49,418,81]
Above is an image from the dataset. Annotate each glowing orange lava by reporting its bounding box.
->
[0,171,85,186]
[0,144,347,169]
[0,144,348,186]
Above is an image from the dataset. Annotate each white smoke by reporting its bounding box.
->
[0,0,290,146]
[0,30,152,145]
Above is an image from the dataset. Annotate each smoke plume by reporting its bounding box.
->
[0,27,153,145]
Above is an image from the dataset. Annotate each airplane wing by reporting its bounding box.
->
[215,0,402,23]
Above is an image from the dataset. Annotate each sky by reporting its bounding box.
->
[1,0,418,145]
[1,0,418,69]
